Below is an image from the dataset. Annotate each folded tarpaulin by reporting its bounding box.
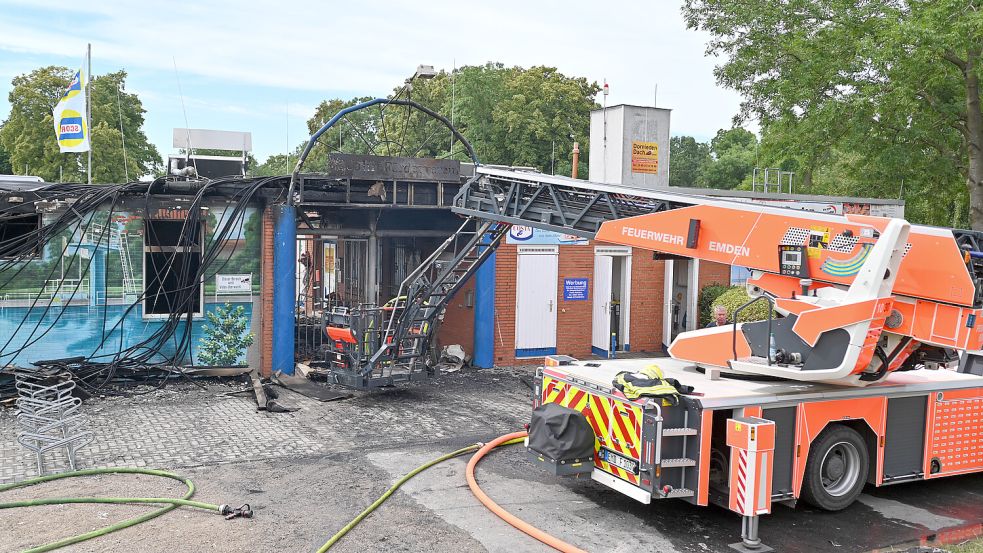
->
[528,402,595,462]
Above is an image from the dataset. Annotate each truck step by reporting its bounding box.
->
[660,457,696,468]
[662,487,695,499]
[662,427,697,437]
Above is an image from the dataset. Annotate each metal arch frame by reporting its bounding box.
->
[287,97,480,204]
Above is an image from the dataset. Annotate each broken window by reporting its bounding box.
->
[0,213,41,259]
[143,219,203,317]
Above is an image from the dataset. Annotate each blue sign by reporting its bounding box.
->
[564,278,589,301]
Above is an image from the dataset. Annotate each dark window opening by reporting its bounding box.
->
[144,219,203,316]
[0,214,41,259]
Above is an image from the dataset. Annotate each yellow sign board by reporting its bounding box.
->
[631,141,659,174]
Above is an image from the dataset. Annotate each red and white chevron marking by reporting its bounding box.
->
[736,449,748,510]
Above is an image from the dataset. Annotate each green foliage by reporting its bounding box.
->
[698,128,758,189]
[712,287,774,323]
[0,66,161,182]
[669,136,710,187]
[253,153,295,177]
[197,303,254,366]
[698,283,733,326]
[294,63,600,175]
[682,0,983,228]
[0,141,11,174]
[669,128,758,189]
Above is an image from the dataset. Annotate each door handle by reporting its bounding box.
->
[548,299,554,312]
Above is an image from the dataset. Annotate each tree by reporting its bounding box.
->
[682,0,983,228]
[669,136,710,187]
[296,64,600,176]
[253,153,296,177]
[698,128,758,189]
[0,66,161,182]
[493,66,599,174]
[0,141,11,174]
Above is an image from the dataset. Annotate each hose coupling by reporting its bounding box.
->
[220,503,253,519]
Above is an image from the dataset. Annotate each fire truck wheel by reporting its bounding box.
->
[801,425,869,511]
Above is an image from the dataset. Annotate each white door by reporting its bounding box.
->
[515,248,558,355]
[592,254,613,355]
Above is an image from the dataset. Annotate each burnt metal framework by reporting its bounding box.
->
[293,154,466,208]
[326,168,704,388]
[329,216,508,388]
[452,167,697,238]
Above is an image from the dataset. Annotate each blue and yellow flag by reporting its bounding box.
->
[53,55,90,153]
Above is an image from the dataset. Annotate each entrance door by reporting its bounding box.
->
[592,255,613,356]
[593,246,632,358]
[515,246,558,357]
[662,258,700,347]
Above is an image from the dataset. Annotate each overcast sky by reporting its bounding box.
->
[0,0,746,163]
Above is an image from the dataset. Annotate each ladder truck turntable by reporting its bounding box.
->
[327,166,983,549]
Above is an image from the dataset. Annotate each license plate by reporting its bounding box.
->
[600,447,639,475]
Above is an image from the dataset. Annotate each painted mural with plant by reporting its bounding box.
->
[197,303,255,366]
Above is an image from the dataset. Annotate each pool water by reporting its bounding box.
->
[0,302,254,367]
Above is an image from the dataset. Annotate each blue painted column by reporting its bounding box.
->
[473,235,496,369]
[271,205,296,375]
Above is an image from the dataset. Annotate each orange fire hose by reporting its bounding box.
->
[466,431,588,553]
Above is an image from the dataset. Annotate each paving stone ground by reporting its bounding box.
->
[0,367,530,484]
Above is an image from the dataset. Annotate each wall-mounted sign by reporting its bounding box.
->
[563,278,589,301]
[507,226,588,245]
[216,274,252,293]
[327,153,461,183]
[631,141,659,174]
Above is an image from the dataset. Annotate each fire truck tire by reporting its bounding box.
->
[800,425,869,511]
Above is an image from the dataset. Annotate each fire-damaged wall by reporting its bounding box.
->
[0,199,263,369]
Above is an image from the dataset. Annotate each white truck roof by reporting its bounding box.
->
[547,356,983,409]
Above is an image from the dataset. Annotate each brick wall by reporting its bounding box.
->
[492,241,667,365]
[628,248,666,353]
[494,243,518,365]
[699,260,731,290]
[260,206,274,376]
[437,274,476,355]
[554,245,595,360]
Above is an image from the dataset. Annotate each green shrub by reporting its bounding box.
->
[698,283,733,326]
[712,287,775,323]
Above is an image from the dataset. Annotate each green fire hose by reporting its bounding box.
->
[0,467,250,553]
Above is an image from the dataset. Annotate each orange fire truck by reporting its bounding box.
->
[327,165,983,549]
[448,168,983,551]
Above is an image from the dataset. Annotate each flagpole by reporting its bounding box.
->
[86,43,92,184]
